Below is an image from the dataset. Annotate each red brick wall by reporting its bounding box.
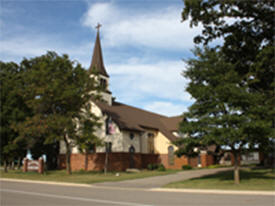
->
[201,153,214,167]
[160,154,188,169]
[141,154,161,168]
[58,153,161,171]
[58,153,214,171]
[160,154,214,169]
[188,157,197,168]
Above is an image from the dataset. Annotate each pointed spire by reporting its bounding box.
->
[89,23,109,77]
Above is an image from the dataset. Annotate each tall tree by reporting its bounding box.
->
[176,47,269,184]
[15,52,102,174]
[182,0,274,128]
[177,0,274,184]
[0,61,30,172]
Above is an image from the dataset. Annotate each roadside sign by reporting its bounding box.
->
[27,160,39,171]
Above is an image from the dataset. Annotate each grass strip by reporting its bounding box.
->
[165,168,275,191]
[0,169,178,184]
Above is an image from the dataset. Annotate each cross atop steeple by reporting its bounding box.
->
[89,23,109,77]
[95,23,102,32]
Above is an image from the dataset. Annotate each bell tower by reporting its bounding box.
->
[89,23,112,105]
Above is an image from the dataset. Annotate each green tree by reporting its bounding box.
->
[177,0,274,184]
[30,138,59,170]
[16,52,102,174]
[182,0,274,130]
[76,106,102,171]
[0,61,30,172]
[176,47,270,184]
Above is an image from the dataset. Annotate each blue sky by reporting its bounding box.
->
[0,0,205,116]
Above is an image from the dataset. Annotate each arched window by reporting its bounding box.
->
[148,133,154,153]
[88,144,96,153]
[129,133,134,140]
[168,146,174,165]
[100,78,107,89]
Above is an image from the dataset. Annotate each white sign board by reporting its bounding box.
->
[28,160,39,171]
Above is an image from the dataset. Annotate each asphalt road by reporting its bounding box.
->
[1,180,274,206]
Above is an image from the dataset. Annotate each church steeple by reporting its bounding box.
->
[89,23,112,106]
[89,23,109,77]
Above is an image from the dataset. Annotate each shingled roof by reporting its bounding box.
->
[160,116,183,132]
[95,101,183,142]
[89,30,109,77]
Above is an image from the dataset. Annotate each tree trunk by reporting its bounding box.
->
[11,161,15,170]
[17,157,21,170]
[233,152,240,184]
[84,152,88,171]
[66,149,72,175]
[8,161,11,169]
[104,151,108,176]
[64,137,72,175]
[4,160,8,173]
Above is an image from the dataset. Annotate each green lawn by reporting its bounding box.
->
[0,169,177,184]
[165,168,275,191]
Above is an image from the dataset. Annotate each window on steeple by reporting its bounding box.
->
[100,78,107,90]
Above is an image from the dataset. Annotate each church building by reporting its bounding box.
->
[58,25,214,171]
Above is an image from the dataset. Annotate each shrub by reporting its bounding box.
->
[148,163,165,171]
[153,164,159,170]
[147,164,154,170]
[157,164,166,171]
[207,164,224,169]
[76,169,86,174]
[182,165,192,170]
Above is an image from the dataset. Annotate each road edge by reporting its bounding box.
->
[1,178,274,196]
[0,178,93,188]
[150,188,275,196]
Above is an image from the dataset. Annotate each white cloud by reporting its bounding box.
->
[144,101,187,117]
[0,34,92,64]
[1,36,52,57]
[108,60,193,105]
[82,2,202,50]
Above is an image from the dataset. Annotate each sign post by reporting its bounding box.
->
[23,157,44,174]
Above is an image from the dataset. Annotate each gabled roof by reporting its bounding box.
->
[160,116,183,132]
[95,101,184,142]
[89,30,109,77]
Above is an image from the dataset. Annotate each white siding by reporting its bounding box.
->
[121,131,141,153]
[59,102,163,155]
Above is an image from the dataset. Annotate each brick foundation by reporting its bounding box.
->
[201,153,214,167]
[59,153,214,171]
[58,153,161,171]
[160,153,214,169]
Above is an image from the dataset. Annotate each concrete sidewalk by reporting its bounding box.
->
[94,167,232,189]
